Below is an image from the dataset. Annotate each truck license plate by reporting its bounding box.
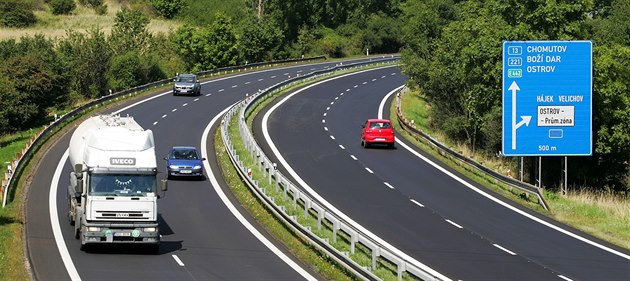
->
[115,232,131,237]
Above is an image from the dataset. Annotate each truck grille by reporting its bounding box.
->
[95,210,150,220]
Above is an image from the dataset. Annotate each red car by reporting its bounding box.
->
[361,119,395,148]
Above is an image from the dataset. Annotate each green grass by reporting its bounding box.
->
[397,88,630,251]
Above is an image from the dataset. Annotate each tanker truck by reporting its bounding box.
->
[67,114,167,252]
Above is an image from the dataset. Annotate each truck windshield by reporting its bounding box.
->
[89,174,157,196]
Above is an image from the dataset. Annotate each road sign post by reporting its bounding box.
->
[502,41,592,156]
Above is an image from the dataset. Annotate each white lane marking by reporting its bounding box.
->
[384,182,395,190]
[262,65,450,281]
[324,127,328,131]
[297,70,303,73]
[372,79,377,82]
[310,68,316,71]
[365,167,374,174]
[172,255,185,266]
[172,108,177,112]
[258,78,264,81]
[330,135,335,140]
[153,121,158,126]
[353,85,358,88]
[377,87,630,262]
[322,119,326,124]
[340,92,344,96]
[162,114,167,118]
[182,103,188,107]
[284,73,289,75]
[362,82,367,85]
[493,244,517,256]
[219,89,225,92]
[50,149,81,281]
[326,107,330,111]
[232,85,238,88]
[558,275,573,281]
[350,155,357,161]
[339,145,345,150]
[346,89,351,92]
[334,97,339,100]
[206,94,212,96]
[245,81,251,84]
[445,220,463,229]
[202,105,317,281]
[381,75,386,78]
[323,113,327,117]
[330,101,334,105]
[271,75,277,78]
[410,199,424,207]
[194,98,200,101]
[391,73,396,75]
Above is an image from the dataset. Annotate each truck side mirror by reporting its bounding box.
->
[161,179,168,191]
[70,172,83,196]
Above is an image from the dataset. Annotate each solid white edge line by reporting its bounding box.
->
[50,149,81,281]
[261,66,452,281]
[172,255,185,266]
[492,244,517,256]
[379,88,630,262]
[202,104,317,281]
[445,220,463,229]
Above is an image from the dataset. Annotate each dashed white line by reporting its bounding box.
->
[172,255,185,266]
[161,114,167,118]
[350,155,357,161]
[372,78,377,81]
[326,107,330,111]
[194,98,200,101]
[353,85,358,88]
[410,199,424,207]
[323,113,327,117]
[362,81,367,85]
[218,89,225,92]
[258,78,264,81]
[153,121,158,125]
[381,75,386,78]
[365,167,374,174]
[384,182,395,189]
[271,75,277,78]
[330,135,335,140]
[339,145,345,150]
[346,89,351,92]
[232,85,238,88]
[172,108,177,112]
[205,94,211,96]
[324,127,328,131]
[334,97,339,100]
[284,72,289,75]
[445,219,463,229]
[322,119,326,123]
[182,103,188,107]
[297,70,303,73]
[330,101,334,105]
[340,92,344,96]
[245,81,251,84]
[558,275,573,281]
[310,68,316,71]
[391,73,396,75]
[493,244,517,256]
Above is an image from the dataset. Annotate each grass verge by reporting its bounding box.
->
[397,88,630,250]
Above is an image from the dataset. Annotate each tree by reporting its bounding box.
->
[58,29,111,98]
[0,0,36,27]
[239,16,284,63]
[50,0,76,15]
[151,0,183,19]
[109,8,152,56]
[107,51,145,91]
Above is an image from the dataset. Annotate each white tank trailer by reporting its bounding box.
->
[67,114,166,252]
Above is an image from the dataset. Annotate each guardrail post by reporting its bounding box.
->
[332,220,338,242]
[372,248,380,270]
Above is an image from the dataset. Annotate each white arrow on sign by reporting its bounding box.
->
[509,81,532,150]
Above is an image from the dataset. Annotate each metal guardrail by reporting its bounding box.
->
[220,57,447,281]
[1,56,326,207]
[394,88,549,210]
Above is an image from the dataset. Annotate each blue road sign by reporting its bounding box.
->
[502,41,592,156]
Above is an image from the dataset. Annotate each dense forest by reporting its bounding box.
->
[0,0,629,192]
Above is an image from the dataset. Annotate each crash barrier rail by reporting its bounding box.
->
[394,88,549,210]
[220,57,447,281]
[1,56,326,207]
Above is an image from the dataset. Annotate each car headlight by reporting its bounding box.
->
[87,227,100,232]
[143,227,158,233]
[169,165,179,169]
[193,165,202,170]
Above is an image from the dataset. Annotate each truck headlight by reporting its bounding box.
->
[143,227,158,233]
[87,227,101,232]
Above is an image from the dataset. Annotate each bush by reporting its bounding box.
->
[0,0,37,27]
[50,0,76,15]
[151,0,183,19]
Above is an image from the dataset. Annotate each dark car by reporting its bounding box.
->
[361,119,395,148]
[173,74,201,96]
[164,146,205,179]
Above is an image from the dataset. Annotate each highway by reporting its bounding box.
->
[255,66,630,281]
[24,58,380,280]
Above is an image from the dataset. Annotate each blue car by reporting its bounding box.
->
[165,146,205,180]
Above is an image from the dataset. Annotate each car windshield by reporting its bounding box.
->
[89,174,157,196]
[370,122,391,129]
[171,149,199,160]
[177,76,196,83]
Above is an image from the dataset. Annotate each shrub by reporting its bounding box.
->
[50,0,76,15]
[0,0,37,27]
[151,0,183,19]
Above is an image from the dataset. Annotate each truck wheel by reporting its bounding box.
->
[74,214,80,239]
